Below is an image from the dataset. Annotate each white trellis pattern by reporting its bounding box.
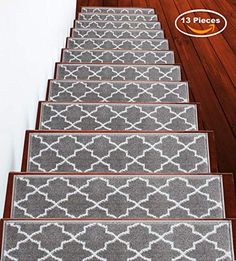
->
[39,103,198,131]
[81,7,155,15]
[75,21,161,30]
[56,64,181,81]
[27,133,210,173]
[78,13,158,22]
[62,50,174,64]
[12,175,224,218]
[2,221,234,261]
[48,80,189,103]
[67,38,169,50]
[72,29,164,39]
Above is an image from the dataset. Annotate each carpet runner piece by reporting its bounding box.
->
[47,80,189,103]
[78,13,158,22]
[62,49,174,64]
[81,7,155,14]
[71,28,164,39]
[56,64,181,81]
[1,220,234,260]
[24,131,211,173]
[1,6,236,260]
[9,174,225,218]
[74,21,161,30]
[67,38,169,50]
[38,102,198,131]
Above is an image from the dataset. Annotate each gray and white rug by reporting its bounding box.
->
[26,132,210,173]
[56,64,181,81]
[75,21,161,30]
[71,29,164,39]
[62,49,174,64]
[67,38,169,50]
[1,220,234,260]
[11,174,225,218]
[38,102,198,131]
[47,80,189,103]
[78,13,158,22]
[81,7,155,15]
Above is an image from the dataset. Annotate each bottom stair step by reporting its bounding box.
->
[1,219,235,260]
[5,173,228,219]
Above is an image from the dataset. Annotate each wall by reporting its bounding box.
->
[0,0,76,216]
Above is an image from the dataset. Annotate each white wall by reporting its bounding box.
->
[0,0,76,216]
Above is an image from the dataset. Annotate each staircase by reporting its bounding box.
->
[1,7,236,260]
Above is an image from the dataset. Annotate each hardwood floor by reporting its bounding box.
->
[76,0,236,179]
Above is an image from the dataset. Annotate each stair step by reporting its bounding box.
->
[81,7,155,15]
[23,131,212,173]
[1,219,235,260]
[37,102,198,131]
[75,20,161,30]
[67,38,169,50]
[78,13,158,22]
[62,49,174,64]
[47,80,189,103]
[71,28,164,39]
[55,64,181,81]
[7,173,226,219]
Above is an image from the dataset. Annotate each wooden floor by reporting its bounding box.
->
[76,0,236,178]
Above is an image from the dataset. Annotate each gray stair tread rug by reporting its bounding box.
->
[78,13,158,22]
[71,29,164,39]
[62,49,174,64]
[81,7,155,15]
[39,102,198,131]
[48,80,189,103]
[75,21,161,30]
[11,174,225,218]
[67,38,169,50]
[56,64,181,81]
[26,132,210,173]
[1,220,234,260]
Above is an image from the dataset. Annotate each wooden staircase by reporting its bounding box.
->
[1,7,236,260]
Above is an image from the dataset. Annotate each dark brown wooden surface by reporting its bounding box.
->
[233,219,236,258]
[223,174,236,218]
[75,0,236,181]
[0,219,3,258]
[3,173,14,219]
